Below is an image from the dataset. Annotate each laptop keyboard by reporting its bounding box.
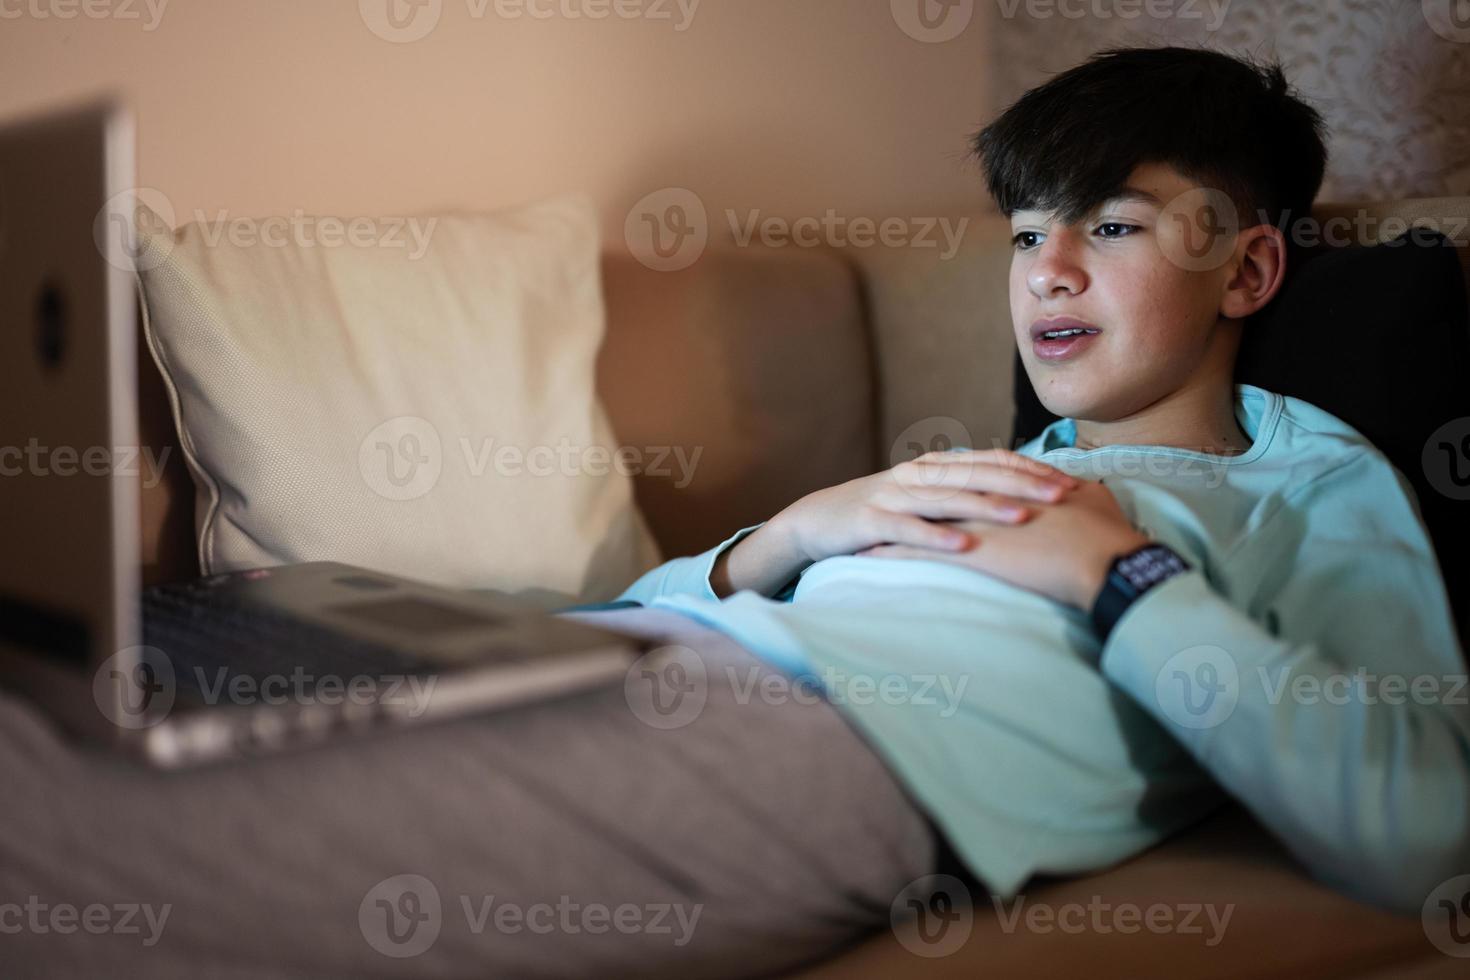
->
[142,581,436,691]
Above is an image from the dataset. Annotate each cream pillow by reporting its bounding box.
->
[135,195,661,607]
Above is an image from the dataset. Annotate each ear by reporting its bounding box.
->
[1220,224,1287,319]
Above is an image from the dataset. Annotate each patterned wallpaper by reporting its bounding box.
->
[987,0,1470,201]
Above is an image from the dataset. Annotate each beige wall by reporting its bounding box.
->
[0,0,994,241]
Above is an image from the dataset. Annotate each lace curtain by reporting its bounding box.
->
[988,0,1470,201]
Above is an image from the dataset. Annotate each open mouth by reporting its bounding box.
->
[1032,327,1101,362]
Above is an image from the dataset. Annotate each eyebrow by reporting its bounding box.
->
[1098,188,1163,208]
[1011,187,1164,223]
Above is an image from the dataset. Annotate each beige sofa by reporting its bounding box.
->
[135,198,1470,977]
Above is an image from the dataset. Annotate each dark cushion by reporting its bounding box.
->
[1009,230,1470,654]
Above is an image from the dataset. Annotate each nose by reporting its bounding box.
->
[1026,231,1088,299]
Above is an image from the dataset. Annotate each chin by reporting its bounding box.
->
[1025,354,1148,422]
[1026,371,1098,421]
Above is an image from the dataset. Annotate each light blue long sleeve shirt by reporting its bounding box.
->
[612,383,1470,911]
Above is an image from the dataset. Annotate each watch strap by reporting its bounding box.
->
[1089,543,1192,643]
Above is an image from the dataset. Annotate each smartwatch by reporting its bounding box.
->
[1089,542,1193,644]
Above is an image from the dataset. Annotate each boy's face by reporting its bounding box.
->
[1009,162,1242,423]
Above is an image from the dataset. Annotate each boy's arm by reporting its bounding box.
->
[614,519,807,606]
[1098,451,1470,913]
[617,449,1077,606]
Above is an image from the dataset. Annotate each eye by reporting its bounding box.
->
[1095,222,1140,239]
[1011,230,1043,251]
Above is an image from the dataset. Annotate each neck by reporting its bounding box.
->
[1071,324,1251,456]
[1072,384,1251,455]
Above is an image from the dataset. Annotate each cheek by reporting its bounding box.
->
[1105,259,1216,346]
[1009,263,1031,333]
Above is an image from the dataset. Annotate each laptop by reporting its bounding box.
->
[0,98,650,768]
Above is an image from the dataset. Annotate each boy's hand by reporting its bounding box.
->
[772,449,1085,566]
[854,478,1151,610]
[716,449,1082,599]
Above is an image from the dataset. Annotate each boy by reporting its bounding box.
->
[4,45,1464,978]
[614,45,1469,914]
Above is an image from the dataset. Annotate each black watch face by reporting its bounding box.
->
[1117,545,1187,590]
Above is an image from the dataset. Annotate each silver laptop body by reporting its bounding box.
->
[0,99,647,768]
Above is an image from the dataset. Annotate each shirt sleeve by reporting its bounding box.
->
[613,522,802,606]
[1097,450,1470,914]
